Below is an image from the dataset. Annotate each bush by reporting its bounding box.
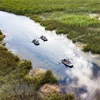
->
[45,93,75,100]
[0,35,4,41]
[18,60,32,70]
[83,44,91,52]
[63,94,75,100]
[45,94,62,100]
[34,70,58,90]
[41,70,58,84]
[0,30,2,35]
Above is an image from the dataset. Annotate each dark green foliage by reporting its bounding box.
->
[0,47,41,100]
[40,70,58,85]
[0,30,4,41]
[45,94,62,100]
[83,44,91,52]
[0,35,4,41]
[34,70,58,90]
[0,30,2,35]
[0,34,40,99]
[45,93,75,100]
[18,60,32,70]
[63,94,75,100]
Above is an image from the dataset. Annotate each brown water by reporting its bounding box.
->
[0,11,100,100]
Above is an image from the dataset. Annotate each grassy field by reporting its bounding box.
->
[0,30,74,100]
[0,0,100,14]
[0,0,100,54]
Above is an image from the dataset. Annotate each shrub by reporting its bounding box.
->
[63,94,75,100]
[45,94,62,100]
[0,30,2,35]
[34,70,58,90]
[83,44,91,52]
[41,70,58,84]
[0,35,4,41]
[45,93,75,100]
[18,60,32,70]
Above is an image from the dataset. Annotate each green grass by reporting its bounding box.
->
[0,0,100,14]
[0,30,4,41]
[0,46,59,100]
[59,15,100,27]
[45,93,74,100]
[0,47,58,100]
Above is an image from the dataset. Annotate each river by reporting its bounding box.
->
[0,11,100,100]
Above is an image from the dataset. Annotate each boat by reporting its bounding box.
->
[40,35,48,41]
[32,39,40,45]
[61,59,73,68]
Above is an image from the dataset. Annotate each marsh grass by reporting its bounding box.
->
[44,93,75,100]
[59,15,100,27]
[0,0,100,14]
[0,51,58,100]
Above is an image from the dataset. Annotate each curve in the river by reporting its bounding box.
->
[0,11,100,100]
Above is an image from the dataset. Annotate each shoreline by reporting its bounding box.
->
[75,42,100,67]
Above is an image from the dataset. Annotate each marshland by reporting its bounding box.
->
[0,0,100,100]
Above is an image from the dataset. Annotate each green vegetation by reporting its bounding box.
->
[45,93,74,100]
[0,0,100,54]
[33,70,58,90]
[0,30,4,41]
[0,49,57,99]
[0,0,100,14]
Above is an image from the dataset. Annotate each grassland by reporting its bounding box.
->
[0,30,74,100]
[0,0,100,54]
[0,0,100,14]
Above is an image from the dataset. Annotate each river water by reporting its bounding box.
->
[0,11,100,100]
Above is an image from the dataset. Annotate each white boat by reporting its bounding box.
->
[40,35,48,41]
[32,39,40,45]
[61,59,73,68]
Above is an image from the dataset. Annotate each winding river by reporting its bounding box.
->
[0,11,100,100]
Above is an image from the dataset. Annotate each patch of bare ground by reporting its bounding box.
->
[39,84,61,97]
[29,68,46,78]
[75,42,86,49]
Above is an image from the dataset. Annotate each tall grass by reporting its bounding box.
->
[59,15,100,27]
[0,0,100,14]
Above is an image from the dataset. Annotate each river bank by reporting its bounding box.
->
[75,42,100,67]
